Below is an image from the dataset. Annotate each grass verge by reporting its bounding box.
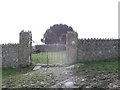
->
[2,64,34,78]
[74,58,119,74]
[2,72,54,88]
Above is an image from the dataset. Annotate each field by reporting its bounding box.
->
[32,51,67,65]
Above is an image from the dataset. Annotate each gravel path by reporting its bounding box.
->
[32,64,120,89]
[2,64,120,89]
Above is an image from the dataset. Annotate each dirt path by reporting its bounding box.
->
[32,65,79,88]
[2,64,120,89]
[29,64,84,88]
[32,64,120,89]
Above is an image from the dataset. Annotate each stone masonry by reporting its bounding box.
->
[1,30,32,68]
[65,31,119,65]
[34,44,66,52]
[18,30,32,67]
[2,44,19,68]
[66,31,78,65]
[0,30,119,68]
[77,38,119,62]
[0,45,2,68]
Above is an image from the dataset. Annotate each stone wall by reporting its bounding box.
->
[65,31,119,64]
[2,44,19,68]
[77,39,119,62]
[0,45,2,90]
[18,30,32,67]
[0,45,2,68]
[66,31,78,65]
[1,30,32,68]
[34,44,66,52]
[3,30,119,68]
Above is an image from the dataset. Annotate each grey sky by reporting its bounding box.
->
[0,0,119,45]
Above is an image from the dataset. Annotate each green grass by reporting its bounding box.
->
[2,65,34,78]
[2,51,67,78]
[2,54,119,88]
[75,58,119,74]
[2,51,119,79]
[32,51,67,65]
[2,72,54,88]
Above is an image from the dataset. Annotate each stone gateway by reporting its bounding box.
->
[1,30,32,68]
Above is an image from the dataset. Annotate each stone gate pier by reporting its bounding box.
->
[66,31,78,65]
[1,30,32,68]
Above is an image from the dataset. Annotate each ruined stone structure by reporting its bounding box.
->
[0,45,2,68]
[66,31,78,65]
[1,30,32,68]
[77,39,119,62]
[2,44,19,67]
[33,31,119,65]
[66,31,119,64]
[0,30,119,68]
[34,44,66,53]
[19,31,32,67]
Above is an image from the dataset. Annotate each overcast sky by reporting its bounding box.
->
[0,0,119,45]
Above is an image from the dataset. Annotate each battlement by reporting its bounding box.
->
[77,38,119,62]
[20,30,31,33]
[2,43,19,46]
[78,38,118,41]
[1,30,32,68]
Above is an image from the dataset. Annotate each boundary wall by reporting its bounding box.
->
[1,30,32,68]
[0,45,1,89]
[65,31,119,65]
[77,38,119,62]
[34,44,66,53]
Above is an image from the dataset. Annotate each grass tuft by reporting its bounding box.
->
[2,65,34,78]
[75,58,119,74]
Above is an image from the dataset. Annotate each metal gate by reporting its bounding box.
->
[32,44,67,66]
